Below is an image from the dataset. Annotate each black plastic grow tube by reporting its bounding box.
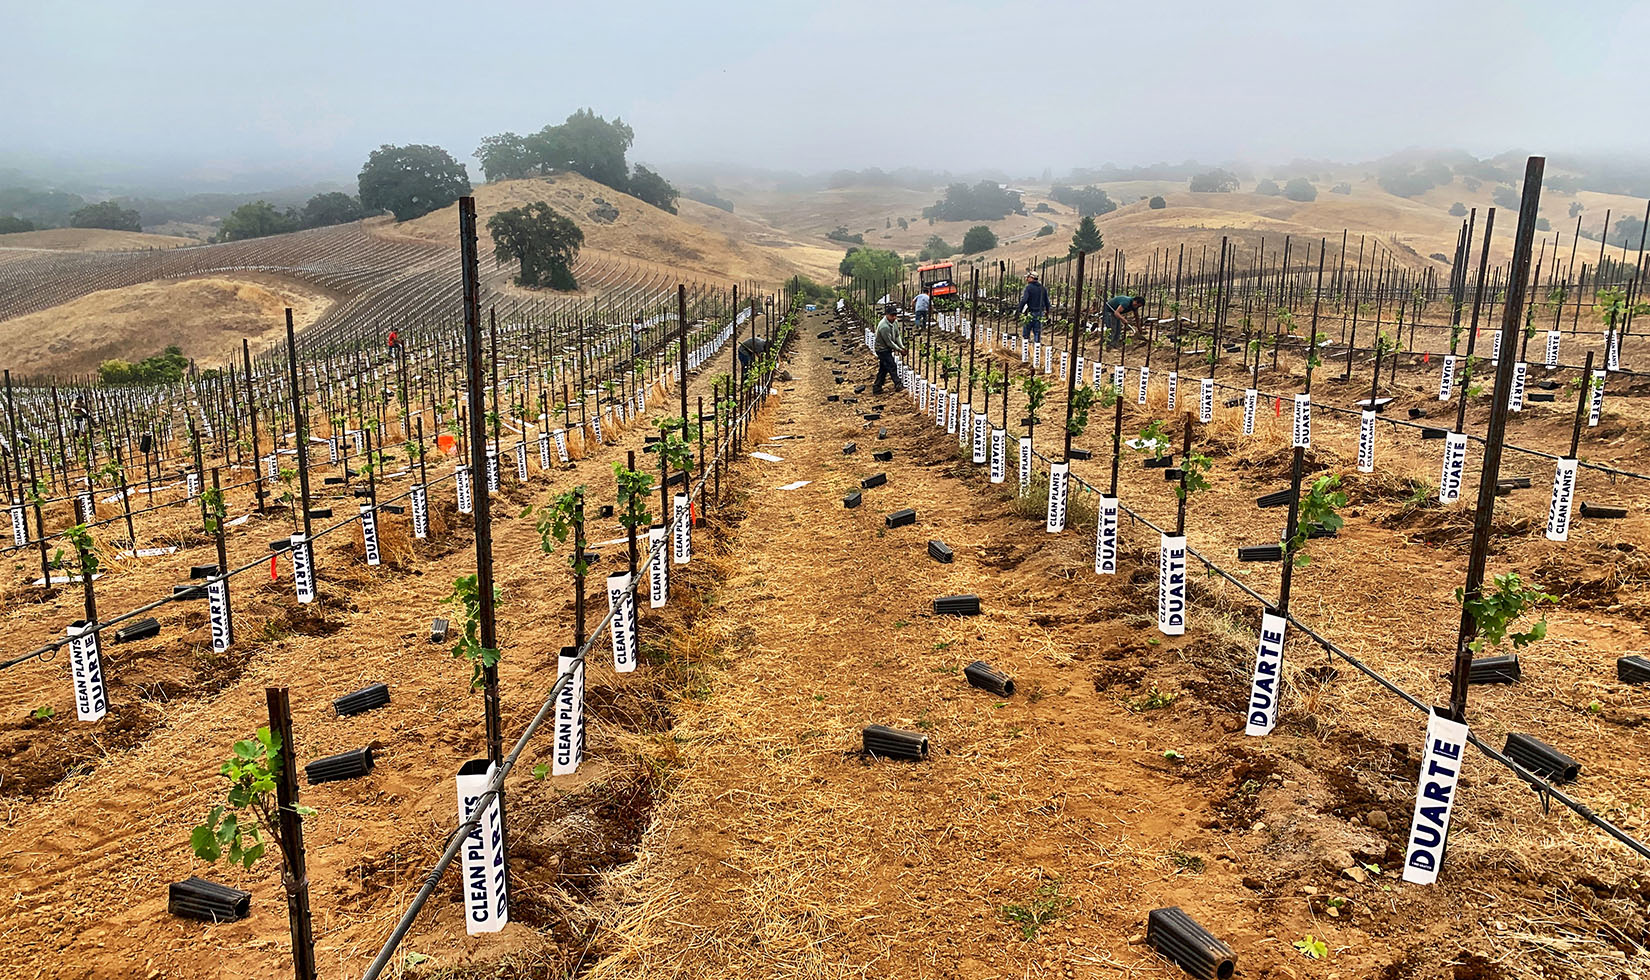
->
[1034,447,1650,865]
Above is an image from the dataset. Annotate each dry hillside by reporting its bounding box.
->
[0,274,334,378]
[382,173,843,284]
[0,227,195,261]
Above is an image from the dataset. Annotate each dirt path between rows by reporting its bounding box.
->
[585,313,1647,980]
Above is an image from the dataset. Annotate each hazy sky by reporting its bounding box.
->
[6,0,1647,189]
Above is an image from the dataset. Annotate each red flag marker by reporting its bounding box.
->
[1274,397,1282,417]
[271,554,279,580]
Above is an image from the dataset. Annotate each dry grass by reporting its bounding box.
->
[0,274,334,376]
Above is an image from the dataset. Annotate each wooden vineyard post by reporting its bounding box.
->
[265,687,317,980]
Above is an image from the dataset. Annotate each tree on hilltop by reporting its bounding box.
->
[358,144,471,222]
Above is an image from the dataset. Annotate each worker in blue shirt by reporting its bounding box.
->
[1019,271,1051,342]
[913,289,931,330]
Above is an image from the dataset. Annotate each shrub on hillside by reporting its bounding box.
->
[1330,182,1352,195]
[628,164,678,213]
[828,225,866,245]
[922,181,1022,222]
[217,201,300,242]
[1492,185,1519,209]
[1449,202,1467,217]
[918,235,956,261]
[1256,179,1281,196]
[0,215,35,233]
[839,247,904,288]
[962,224,998,254]
[684,186,734,212]
[1049,184,1117,216]
[99,345,188,385]
[1284,178,1317,202]
[1148,195,1167,209]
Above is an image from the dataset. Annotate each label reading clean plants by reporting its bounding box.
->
[265,454,279,480]
[455,760,508,934]
[291,534,316,604]
[1138,367,1151,405]
[553,429,569,464]
[1438,355,1456,401]
[456,465,473,515]
[957,402,970,448]
[1608,330,1620,372]
[1510,362,1527,412]
[1046,462,1069,534]
[673,494,691,565]
[991,429,1006,484]
[1438,432,1468,504]
[1060,350,1069,381]
[1244,612,1287,736]
[947,392,958,435]
[1157,534,1188,636]
[553,653,584,776]
[1095,496,1119,575]
[1402,710,1470,885]
[360,503,381,567]
[515,442,528,481]
[352,429,365,453]
[1167,371,1179,411]
[1358,410,1376,473]
[411,484,429,540]
[1243,388,1258,436]
[1199,378,1214,423]
[539,432,552,470]
[1545,330,1561,367]
[648,527,668,608]
[68,622,108,723]
[186,471,201,498]
[606,573,638,673]
[328,439,339,464]
[1044,345,1054,376]
[1545,457,1578,542]
[918,378,928,414]
[1018,436,1032,497]
[1292,393,1312,448]
[1588,371,1606,427]
[207,575,233,653]
[485,451,500,494]
[11,504,27,547]
[591,413,603,445]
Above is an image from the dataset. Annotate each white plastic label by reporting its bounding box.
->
[648,527,668,608]
[1292,393,1311,448]
[607,573,638,673]
[1243,388,1257,436]
[673,494,691,565]
[1138,367,1151,405]
[1095,496,1118,575]
[1199,378,1214,423]
[291,534,315,604]
[360,503,381,567]
[455,761,509,934]
[1167,372,1179,411]
[1438,432,1468,504]
[1438,355,1456,401]
[990,429,1006,484]
[1244,612,1287,736]
[1545,458,1578,542]
[67,622,108,722]
[1017,436,1032,496]
[1402,710,1470,885]
[411,484,429,540]
[457,465,473,514]
[208,576,233,652]
[1046,462,1068,533]
[1157,534,1188,636]
[1358,410,1375,473]
[553,652,585,776]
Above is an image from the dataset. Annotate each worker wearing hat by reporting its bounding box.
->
[1019,271,1051,343]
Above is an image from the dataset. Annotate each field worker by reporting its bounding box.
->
[70,395,91,437]
[1103,294,1146,343]
[386,328,399,350]
[913,288,931,330]
[872,305,907,394]
[737,334,771,371]
[632,315,644,359]
[1019,271,1051,343]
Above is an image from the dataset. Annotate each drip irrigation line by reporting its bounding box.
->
[1032,446,1650,865]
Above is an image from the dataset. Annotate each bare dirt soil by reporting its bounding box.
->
[576,312,1648,980]
[0,229,196,255]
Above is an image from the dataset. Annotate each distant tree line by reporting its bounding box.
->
[473,109,679,213]
[684,186,734,212]
[216,192,369,242]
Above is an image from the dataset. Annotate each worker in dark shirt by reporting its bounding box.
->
[1019,271,1051,343]
[737,334,771,371]
[1103,295,1146,343]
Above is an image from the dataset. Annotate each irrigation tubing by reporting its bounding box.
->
[358,341,776,980]
[1031,446,1650,865]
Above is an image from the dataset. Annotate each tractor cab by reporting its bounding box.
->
[917,262,958,299]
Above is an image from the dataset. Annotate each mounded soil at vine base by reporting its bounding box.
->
[1,310,1648,980]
